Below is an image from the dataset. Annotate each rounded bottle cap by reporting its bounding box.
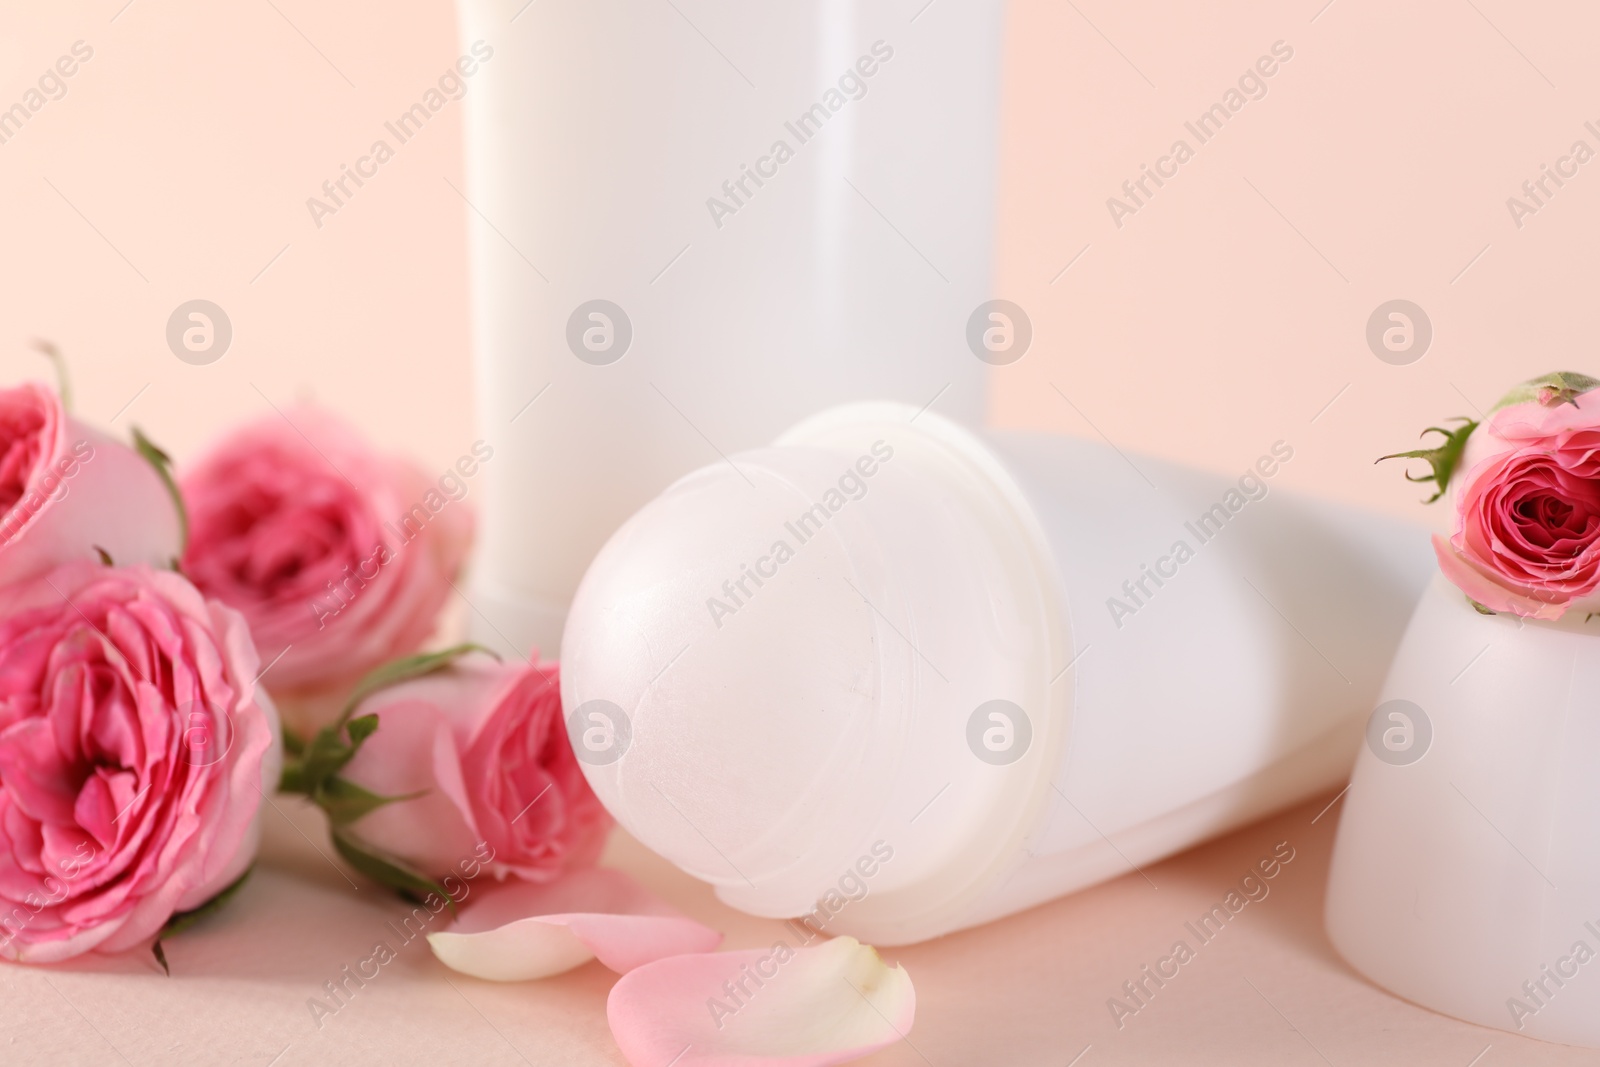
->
[562,404,1067,934]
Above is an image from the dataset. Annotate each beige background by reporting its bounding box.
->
[8,0,1591,519]
[992,0,1595,531]
[3,0,1598,1063]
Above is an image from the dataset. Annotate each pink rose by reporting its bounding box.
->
[0,562,278,962]
[179,406,474,724]
[0,382,181,584]
[334,653,610,884]
[1428,372,1600,619]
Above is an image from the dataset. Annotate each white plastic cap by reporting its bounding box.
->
[561,404,1067,931]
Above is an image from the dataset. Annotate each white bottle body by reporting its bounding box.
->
[455,1,1002,656]
[949,430,1433,933]
[562,404,1434,944]
[1327,575,1600,1048]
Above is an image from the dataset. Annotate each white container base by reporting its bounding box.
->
[1327,573,1600,1049]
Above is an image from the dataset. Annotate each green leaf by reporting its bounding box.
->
[283,722,362,797]
[331,828,455,912]
[132,426,189,552]
[1490,371,1600,413]
[345,713,379,748]
[282,646,497,827]
[281,723,306,758]
[278,761,307,795]
[281,709,387,800]
[32,340,71,412]
[1377,418,1477,503]
[151,866,253,975]
[315,776,424,825]
[334,643,500,729]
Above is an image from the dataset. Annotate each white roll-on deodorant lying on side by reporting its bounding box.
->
[560,403,1433,945]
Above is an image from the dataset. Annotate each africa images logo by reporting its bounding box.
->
[704,41,895,229]
[703,441,894,628]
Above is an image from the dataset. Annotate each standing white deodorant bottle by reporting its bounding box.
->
[560,403,1434,944]
[454,2,1006,656]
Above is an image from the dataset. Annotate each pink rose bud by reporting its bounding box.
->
[1391,372,1600,619]
[331,652,610,886]
[179,406,474,726]
[0,382,181,584]
[0,561,279,963]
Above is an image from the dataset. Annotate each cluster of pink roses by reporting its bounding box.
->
[0,380,609,966]
[0,377,915,1067]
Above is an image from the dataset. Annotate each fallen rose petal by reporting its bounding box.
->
[607,935,916,1067]
[426,867,721,981]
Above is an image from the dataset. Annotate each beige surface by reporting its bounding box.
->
[4,793,1596,1066]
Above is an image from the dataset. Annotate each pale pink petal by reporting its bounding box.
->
[340,700,481,877]
[0,389,181,586]
[607,935,916,1067]
[337,653,611,886]
[1432,534,1566,619]
[1485,393,1600,442]
[427,867,721,981]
